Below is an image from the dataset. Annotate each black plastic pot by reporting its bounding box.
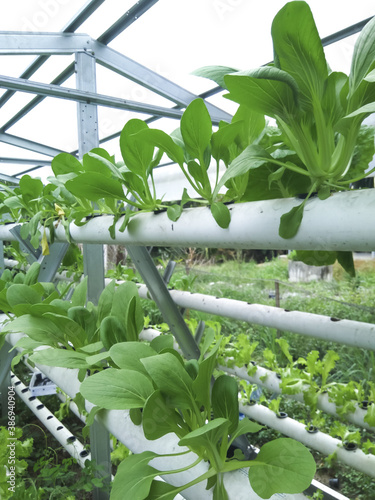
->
[306,424,318,434]
[329,478,340,489]
[343,441,358,451]
[276,411,288,419]
[359,400,373,410]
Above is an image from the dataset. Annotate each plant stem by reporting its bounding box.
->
[160,456,203,475]
[156,467,218,499]
[339,164,375,185]
[178,163,203,196]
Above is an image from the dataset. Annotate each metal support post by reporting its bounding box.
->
[0,342,15,419]
[0,240,4,276]
[127,246,200,360]
[194,321,206,345]
[75,51,109,499]
[75,51,105,303]
[162,260,176,285]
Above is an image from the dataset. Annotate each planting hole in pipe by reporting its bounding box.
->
[306,425,318,434]
[47,415,53,420]
[28,396,36,401]
[15,381,21,386]
[330,317,341,322]
[80,450,89,458]
[56,426,63,431]
[277,411,288,419]
[21,388,28,393]
[36,404,44,410]
[67,436,76,443]
[343,441,358,451]
[359,400,373,410]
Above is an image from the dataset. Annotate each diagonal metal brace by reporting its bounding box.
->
[9,224,69,281]
[127,245,200,360]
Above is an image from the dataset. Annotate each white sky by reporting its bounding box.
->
[0,0,374,181]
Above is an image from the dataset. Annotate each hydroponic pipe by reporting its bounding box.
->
[137,285,375,351]
[240,403,375,478]
[223,363,375,433]
[10,371,90,467]
[136,328,375,433]
[0,189,375,251]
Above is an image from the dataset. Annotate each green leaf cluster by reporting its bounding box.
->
[80,339,315,499]
[0,427,33,499]
[195,0,375,239]
[0,277,144,377]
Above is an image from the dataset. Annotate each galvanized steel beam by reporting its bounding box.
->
[0,74,186,119]
[0,173,20,184]
[0,64,75,133]
[97,0,159,45]
[0,33,92,55]
[0,132,63,157]
[0,157,50,166]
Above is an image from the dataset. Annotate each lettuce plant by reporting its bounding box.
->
[80,339,316,499]
[195,1,375,239]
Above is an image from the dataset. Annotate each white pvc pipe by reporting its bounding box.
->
[223,364,375,433]
[138,285,375,351]
[3,255,375,352]
[3,259,71,282]
[10,371,90,467]
[240,403,375,478]
[0,190,374,251]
